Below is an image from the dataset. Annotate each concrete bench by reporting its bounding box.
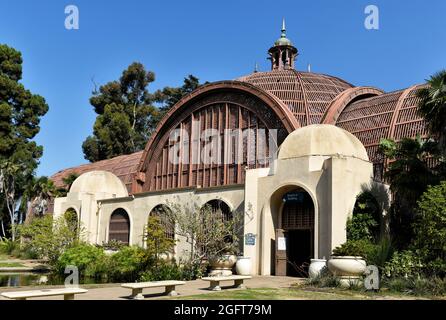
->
[201,275,252,291]
[1,287,88,300]
[121,280,186,299]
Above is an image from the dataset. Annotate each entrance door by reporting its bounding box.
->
[276,189,314,277]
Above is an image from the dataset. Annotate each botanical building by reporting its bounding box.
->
[50,23,427,276]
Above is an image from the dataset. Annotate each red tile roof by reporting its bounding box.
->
[50,151,143,193]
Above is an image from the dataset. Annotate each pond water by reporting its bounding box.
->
[0,273,108,288]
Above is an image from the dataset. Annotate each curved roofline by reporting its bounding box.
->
[387,85,420,139]
[135,80,300,177]
[321,86,385,125]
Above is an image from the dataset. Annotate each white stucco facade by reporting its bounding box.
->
[54,125,380,276]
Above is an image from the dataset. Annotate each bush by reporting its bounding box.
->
[108,246,153,282]
[56,243,106,278]
[97,239,126,251]
[139,260,182,281]
[0,237,19,255]
[382,277,446,296]
[139,259,205,282]
[306,272,341,288]
[413,181,446,272]
[347,213,378,241]
[365,237,395,270]
[17,215,83,265]
[332,240,375,260]
[383,250,424,279]
[179,261,205,280]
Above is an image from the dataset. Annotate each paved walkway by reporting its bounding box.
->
[0,276,301,300]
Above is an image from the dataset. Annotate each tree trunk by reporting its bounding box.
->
[24,200,34,225]
[0,219,5,238]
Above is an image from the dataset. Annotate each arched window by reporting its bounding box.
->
[149,205,174,240]
[201,200,234,245]
[109,208,130,245]
[203,199,232,222]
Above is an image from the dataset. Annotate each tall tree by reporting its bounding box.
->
[417,70,446,156]
[0,44,48,240]
[379,136,439,248]
[153,75,202,124]
[82,62,158,162]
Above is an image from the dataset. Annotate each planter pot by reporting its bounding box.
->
[235,257,252,275]
[328,256,367,287]
[308,259,327,279]
[209,254,237,276]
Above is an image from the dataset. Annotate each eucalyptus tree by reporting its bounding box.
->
[0,44,48,239]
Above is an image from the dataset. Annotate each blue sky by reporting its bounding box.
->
[0,0,444,177]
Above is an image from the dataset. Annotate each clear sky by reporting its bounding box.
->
[0,0,444,177]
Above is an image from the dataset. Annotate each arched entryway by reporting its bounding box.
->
[109,208,130,245]
[279,189,315,277]
[266,185,316,277]
[64,208,79,236]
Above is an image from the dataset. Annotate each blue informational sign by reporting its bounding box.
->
[283,192,305,203]
[245,233,256,246]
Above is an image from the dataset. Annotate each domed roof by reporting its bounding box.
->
[274,19,294,46]
[278,124,369,161]
[70,170,129,197]
[275,36,293,46]
[237,70,353,126]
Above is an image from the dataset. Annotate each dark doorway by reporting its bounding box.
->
[279,189,314,277]
[286,230,312,277]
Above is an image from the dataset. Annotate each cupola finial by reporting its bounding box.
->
[281,18,286,37]
[268,19,298,71]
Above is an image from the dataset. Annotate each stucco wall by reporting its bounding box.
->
[250,154,373,275]
[96,186,245,259]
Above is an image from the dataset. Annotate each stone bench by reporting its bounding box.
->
[1,287,88,300]
[121,280,186,299]
[201,275,252,291]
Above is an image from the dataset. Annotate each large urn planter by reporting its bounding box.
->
[328,256,366,287]
[235,257,252,275]
[209,254,237,276]
[308,259,327,279]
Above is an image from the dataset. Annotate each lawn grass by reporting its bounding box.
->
[178,287,432,300]
[0,262,25,268]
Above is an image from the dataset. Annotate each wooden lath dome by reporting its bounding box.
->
[237,70,353,126]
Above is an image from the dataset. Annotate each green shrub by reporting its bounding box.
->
[98,239,126,251]
[365,237,395,269]
[139,260,182,281]
[108,246,153,281]
[144,215,176,259]
[139,259,206,282]
[383,250,424,279]
[382,277,446,296]
[179,261,206,280]
[17,215,83,265]
[413,181,446,275]
[332,239,374,259]
[56,244,106,278]
[0,238,19,255]
[306,272,341,288]
[347,213,378,241]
